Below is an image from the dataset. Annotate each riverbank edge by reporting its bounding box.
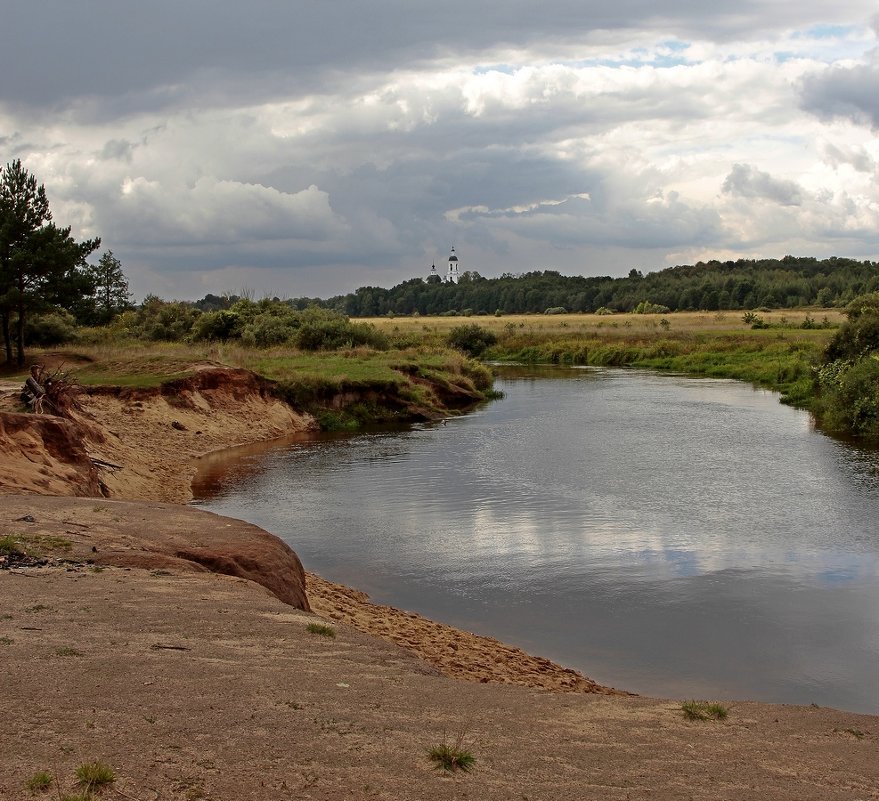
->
[0,363,621,694]
[484,330,824,409]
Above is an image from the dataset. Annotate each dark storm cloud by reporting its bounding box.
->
[3,0,871,111]
[2,2,877,298]
[722,164,804,206]
[800,58,879,128]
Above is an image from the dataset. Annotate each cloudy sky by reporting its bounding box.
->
[2,2,878,300]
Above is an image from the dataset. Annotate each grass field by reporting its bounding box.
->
[364,310,840,408]
[364,309,845,339]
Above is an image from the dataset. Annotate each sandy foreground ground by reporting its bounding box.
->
[1,374,878,798]
[3,563,878,801]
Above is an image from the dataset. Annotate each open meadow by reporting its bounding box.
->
[363,308,846,338]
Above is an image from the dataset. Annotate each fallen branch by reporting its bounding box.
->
[91,457,123,470]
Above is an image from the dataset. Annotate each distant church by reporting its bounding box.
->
[428,246,460,284]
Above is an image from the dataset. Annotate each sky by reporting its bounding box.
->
[2,1,878,301]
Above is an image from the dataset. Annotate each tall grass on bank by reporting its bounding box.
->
[9,341,497,429]
[486,330,828,408]
[11,310,838,416]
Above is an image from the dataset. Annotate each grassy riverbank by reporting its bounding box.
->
[366,310,842,409]
[7,309,844,419]
[3,340,497,429]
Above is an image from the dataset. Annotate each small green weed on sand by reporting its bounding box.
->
[306,622,336,638]
[0,534,25,556]
[681,700,729,721]
[1,533,72,558]
[428,734,476,773]
[26,762,116,800]
[25,770,53,793]
[75,761,115,792]
[30,534,73,552]
[55,646,84,658]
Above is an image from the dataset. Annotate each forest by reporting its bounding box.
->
[323,257,879,318]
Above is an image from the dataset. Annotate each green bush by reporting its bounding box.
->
[294,317,389,351]
[844,292,879,321]
[122,295,200,341]
[825,311,879,361]
[24,310,78,345]
[446,323,498,357]
[816,356,879,438]
[633,300,671,314]
[190,309,242,341]
[240,314,296,348]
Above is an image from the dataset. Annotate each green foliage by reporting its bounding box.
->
[681,700,729,721]
[117,295,201,341]
[844,292,879,320]
[428,739,476,772]
[24,309,78,345]
[184,302,390,350]
[26,771,53,794]
[742,311,768,328]
[825,309,879,361]
[190,309,243,342]
[815,357,879,438]
[314,409,361,431]
[294,312,389,351]
[79,250,132,324]
[328,256,879,318]
[240,314,296,347]
[814,293,879,439]
[0,533,71,557]
[0,159,100,365]
[75,761,115,792]
[306,622,336,637]
[446,323,498,356]
[544,306,567,315]
[0,534,25,555]
[633,300,671,314]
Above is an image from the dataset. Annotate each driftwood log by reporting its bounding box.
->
[21,370,51,413]
[19,364,81,415]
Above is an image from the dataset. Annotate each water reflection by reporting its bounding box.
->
[194,367,879,713]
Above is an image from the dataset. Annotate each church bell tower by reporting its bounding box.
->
[447,246,459,284]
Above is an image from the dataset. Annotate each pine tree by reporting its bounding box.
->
[86,250,132,324]
[0,160,100,365]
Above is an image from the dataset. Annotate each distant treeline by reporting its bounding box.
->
[194,256,879,317]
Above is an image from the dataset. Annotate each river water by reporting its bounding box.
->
[193,366,879,713]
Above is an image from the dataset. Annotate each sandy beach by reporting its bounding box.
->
[1,370,878,799]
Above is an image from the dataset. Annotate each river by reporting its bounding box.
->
[193,366,879,713]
